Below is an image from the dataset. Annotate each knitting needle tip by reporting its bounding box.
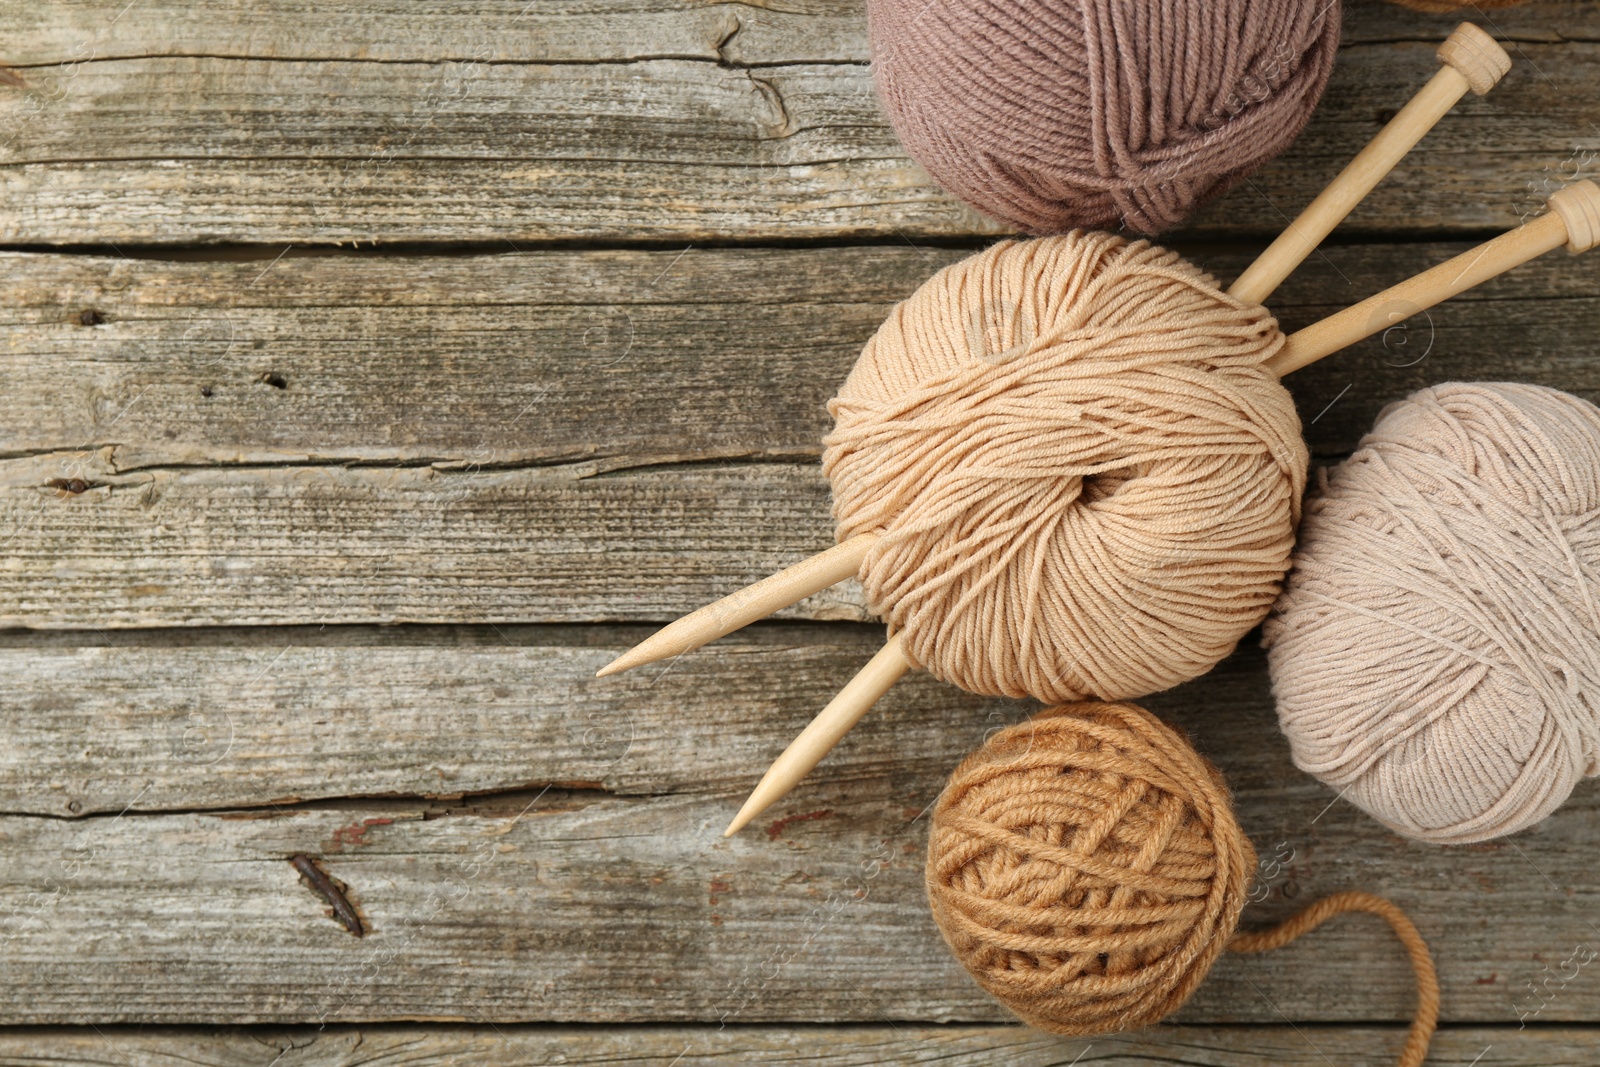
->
[594,647,648,678]
[723,633,911,838]
[724,795,764,837]
[593,534,877,679]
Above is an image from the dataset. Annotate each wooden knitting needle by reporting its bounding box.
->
[596,534,874,677]
[720,180,1600,836]
[1229,22,1510,305]
[711,30,1519,834]
[1271,179,1600,375]
[609,40,1579,835]
[724,632,910,835]
[602,24,1511,683]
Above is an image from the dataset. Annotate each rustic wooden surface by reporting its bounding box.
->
[0,1024,1595,1066]
[2,0,1598,1061]
[0,3,1596,242]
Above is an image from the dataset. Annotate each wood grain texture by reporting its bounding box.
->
[0,1023,1590,1066]
[0,624,978,816]
[1,0,1597,1038]
[0,455,857,628]
[0,631,1597,1024]
[0,3,1595,243]
[4,243,1594,471]
[1,238,1595,629]
[0,246,926,470]
[2,0,1590,65]
[0,0,869,66]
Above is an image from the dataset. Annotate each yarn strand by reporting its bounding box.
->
[928,703,1441,1056]
[1229,890,1439,1067]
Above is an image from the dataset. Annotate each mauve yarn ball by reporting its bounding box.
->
[868,0,1341,235]
[1266,383,1600,844]
[824,232,1307,705]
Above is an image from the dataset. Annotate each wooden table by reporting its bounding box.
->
[1,2,1598,1063]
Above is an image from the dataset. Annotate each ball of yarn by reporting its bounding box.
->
[868,0,1341,235]
[926,701,1256,1033]
[926,702,1442,1062]
[1265,383,1600,844]
[825,232,1307,704]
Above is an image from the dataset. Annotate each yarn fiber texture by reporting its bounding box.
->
[925,702,1439,1065]
[868,0,1341,235]
[825,232,1307,705]
[926,701,1256,1033]
[1265,383,1600,844]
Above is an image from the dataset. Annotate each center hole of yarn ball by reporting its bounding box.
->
[1080,466,1139,505]
[824,232,1307,705]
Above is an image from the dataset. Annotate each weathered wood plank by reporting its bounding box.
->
[0,628,1596,1024]
[0,246,932,470]
[0,3,1595,243]
[0,57,987,244]
[0,456,858,627]
[1,233,1597,628]
[2,0,1590,66]
[0,0,869,67]
[0,1023,1587,1066]
[0,774,1596,1023]
[0,624,990,816]
[3,241,1597,468]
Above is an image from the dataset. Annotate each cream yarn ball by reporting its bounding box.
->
[1266,382,1600,843]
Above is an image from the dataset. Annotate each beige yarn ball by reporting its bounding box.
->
[1266,383,1600,844]
[825,232,1307,704]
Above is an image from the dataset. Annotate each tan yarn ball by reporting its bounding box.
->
[825,232,1307,704]
[926,701,1256,1034]
[1266,383,1600,844]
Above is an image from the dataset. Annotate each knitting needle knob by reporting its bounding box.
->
[1227,22,1509,306]
[1269,180,1600,376]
